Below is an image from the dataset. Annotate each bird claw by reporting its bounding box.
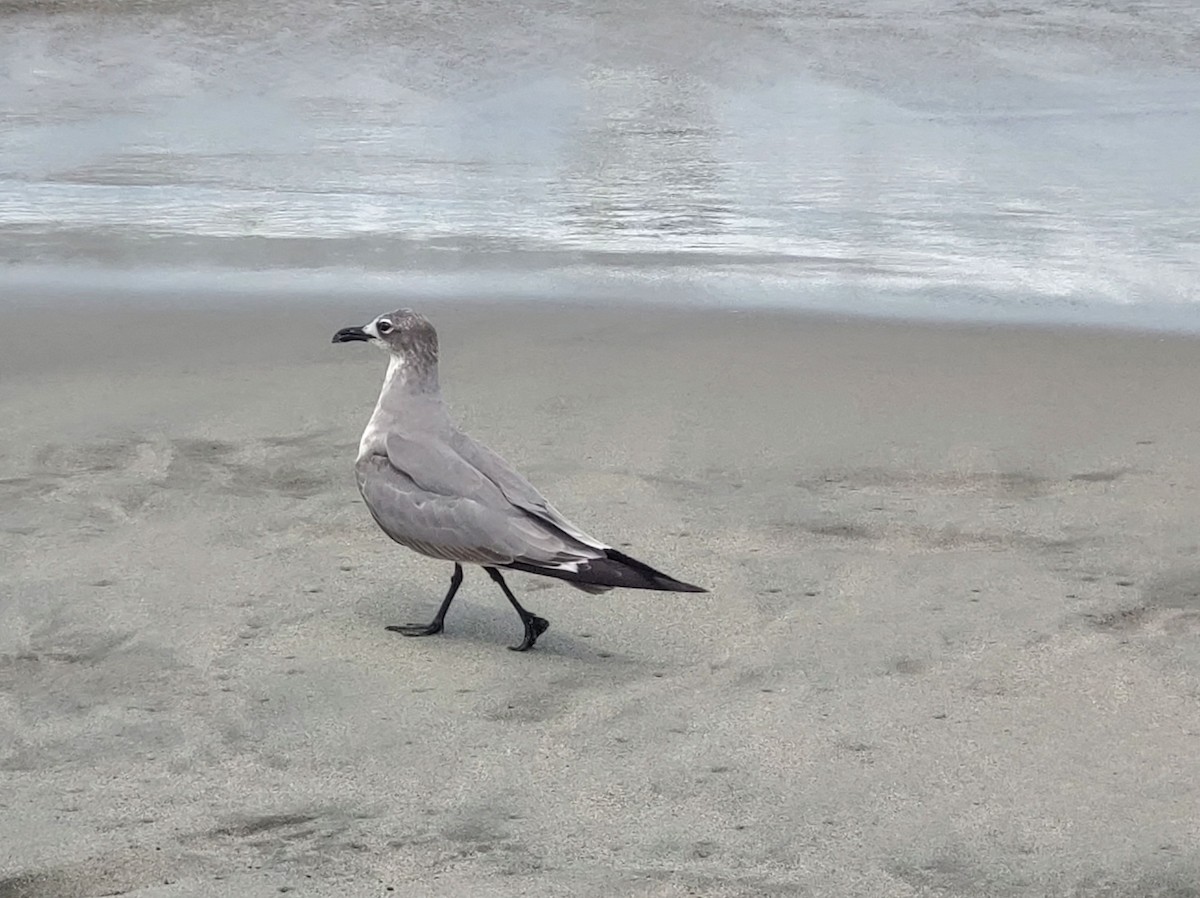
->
[386,622,444,637]
[508,615,550,652]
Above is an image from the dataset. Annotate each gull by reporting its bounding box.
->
[332,308,706,651]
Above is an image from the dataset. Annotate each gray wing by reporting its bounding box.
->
[355,432,604,568]
[448,429,609,551]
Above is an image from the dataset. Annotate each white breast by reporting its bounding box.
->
[357,354,405,461]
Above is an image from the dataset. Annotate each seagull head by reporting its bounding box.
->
[332,309,439,364]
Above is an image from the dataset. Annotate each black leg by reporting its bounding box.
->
[484,567,550,652]
[386,563,463,637]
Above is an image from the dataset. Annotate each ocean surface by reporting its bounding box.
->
[1,0,1198,328]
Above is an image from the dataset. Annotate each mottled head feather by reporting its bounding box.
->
[363,308,439,389]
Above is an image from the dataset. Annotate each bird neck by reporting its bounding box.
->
[384,352,439,395]
[357,357,445,461]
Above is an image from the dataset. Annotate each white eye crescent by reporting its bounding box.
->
[377,320,393,334]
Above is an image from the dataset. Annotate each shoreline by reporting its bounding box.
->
[6,267,1200,336]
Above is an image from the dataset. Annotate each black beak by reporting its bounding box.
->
[332,326,370,344]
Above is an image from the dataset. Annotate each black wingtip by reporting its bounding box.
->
[504,548,708,593]
[603,548,709,593]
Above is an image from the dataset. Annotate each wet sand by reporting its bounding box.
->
[2,298,1199,896]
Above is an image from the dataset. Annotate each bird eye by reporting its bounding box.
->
[377,320,393,334]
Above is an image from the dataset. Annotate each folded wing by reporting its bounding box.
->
[355,431,605,571]
[448,429,610,551]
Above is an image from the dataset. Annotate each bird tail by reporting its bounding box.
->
[505,548,707,593]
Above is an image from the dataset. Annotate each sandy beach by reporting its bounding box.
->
[2,297,1199,897]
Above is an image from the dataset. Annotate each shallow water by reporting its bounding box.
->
[2,0,1198,327]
